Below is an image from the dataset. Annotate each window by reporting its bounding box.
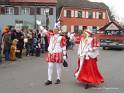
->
[88,11,93,18]
[15,20,23,24]
[21,8,30,15]
[5,7,14,15]
[83,26,87,30]
[30,7,35,15]
[71,10,74,17]
[14,7,19,15]
[78,11,82,18]
[99,12,103,19]
[67,10,71,18]
[120,31,124,35]
[0,7,5,14]
[49,8,53,15]
[74,25,79,33]
[37,7,41,15]
[93,26,97,33]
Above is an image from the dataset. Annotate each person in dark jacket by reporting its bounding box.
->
[3,26,12,61]
[16,30,24,58]
[0,28,2,63]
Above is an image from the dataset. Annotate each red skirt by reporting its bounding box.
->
[75,57,104,84]
[46,53,63,63]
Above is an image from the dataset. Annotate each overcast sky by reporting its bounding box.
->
[89,0,124,22]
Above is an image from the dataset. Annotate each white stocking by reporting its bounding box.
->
[56,63,62,80]
[48,62,54,81]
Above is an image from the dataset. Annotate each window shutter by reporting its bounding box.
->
[75,11,78,17]
[49,8,53,15]
[14,7,19,15]
[82,11,85,18]
[64,10,67,17]
[79,25,83,30]
[103,12,106,19]
[96,12,99,19]
[41,8,44,15]
[93,12,95,18]
[71,25,74,32]
[71,10,74,17]
[85,11,88,18]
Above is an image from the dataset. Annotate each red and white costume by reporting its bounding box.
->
[74,34,104,84]
[39,24,67,81]
[46,33,66,81]
[47,34,66,63]
[45,31,53,44]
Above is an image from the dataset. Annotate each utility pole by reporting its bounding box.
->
[34,3,37,29]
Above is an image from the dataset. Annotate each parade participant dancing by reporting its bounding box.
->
[74,29,104,89]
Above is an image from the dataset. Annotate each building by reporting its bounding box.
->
[57,0,111,33]
[0,0,57,30]
[97,21,124,49]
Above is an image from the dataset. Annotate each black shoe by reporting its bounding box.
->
[84,84,89,89]
[45,80,52,85]
[55,79,61,84]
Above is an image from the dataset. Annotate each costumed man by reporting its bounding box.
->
[36,20,66,85]
[74,29,104,89]
[45,27,67,85]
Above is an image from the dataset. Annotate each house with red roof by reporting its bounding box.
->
[57,0,111,33]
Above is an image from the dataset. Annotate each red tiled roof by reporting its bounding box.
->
[9,0,57,4]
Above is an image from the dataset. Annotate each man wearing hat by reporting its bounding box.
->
[44,27,67,85]
[74,29,104,89]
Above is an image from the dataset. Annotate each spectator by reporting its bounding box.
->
[16,29,24,58]
[0,28,2,63]
[3,26,11,61]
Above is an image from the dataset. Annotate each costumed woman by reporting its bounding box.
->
[74,29,104,89]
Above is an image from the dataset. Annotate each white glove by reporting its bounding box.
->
[40,26,44,30]
[63,56,67,60]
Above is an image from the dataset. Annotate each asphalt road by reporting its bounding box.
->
[0,46,124,93]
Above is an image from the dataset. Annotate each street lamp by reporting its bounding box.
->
[44,7,49,30]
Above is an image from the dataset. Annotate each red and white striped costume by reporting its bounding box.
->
[47,34,66,63]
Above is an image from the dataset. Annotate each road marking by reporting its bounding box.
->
[92,87,119,90]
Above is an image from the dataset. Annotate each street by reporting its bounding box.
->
[0,46,124,93]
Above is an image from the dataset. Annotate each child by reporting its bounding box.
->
[10,39,17,62]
